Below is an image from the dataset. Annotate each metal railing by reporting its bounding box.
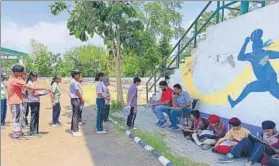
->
[145,1,242,103]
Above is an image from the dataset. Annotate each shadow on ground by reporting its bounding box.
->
[62,105,161,166]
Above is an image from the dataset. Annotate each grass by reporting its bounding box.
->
[110,111,208,166]
[110,114,125,125]
[133,130,208,166]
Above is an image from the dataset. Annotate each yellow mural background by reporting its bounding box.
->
[180,40,279,106]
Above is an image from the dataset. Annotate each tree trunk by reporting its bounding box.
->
[115,42,124,103]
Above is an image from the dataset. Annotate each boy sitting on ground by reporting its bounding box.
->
[212,117,250,154]
[182,110,209,146]
[218,120,279,166]
[199,114,227,150]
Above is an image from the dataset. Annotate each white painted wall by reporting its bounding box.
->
[175,3,279,128]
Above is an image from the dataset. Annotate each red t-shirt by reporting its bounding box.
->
[7,77,26,105]
[161,88,173,104]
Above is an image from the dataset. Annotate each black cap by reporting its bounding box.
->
[12,65,24,73]
[262,120,276,130]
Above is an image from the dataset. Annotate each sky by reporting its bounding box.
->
[1,1,216,54]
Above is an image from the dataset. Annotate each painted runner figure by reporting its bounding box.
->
[228,29,279,108]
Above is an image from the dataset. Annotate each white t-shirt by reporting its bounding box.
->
[69,79,80,99]
[96,82,104,98]
[27,81,40,103]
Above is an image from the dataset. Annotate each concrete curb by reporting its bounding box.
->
[109,117,174,166]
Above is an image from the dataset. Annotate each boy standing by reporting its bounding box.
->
[1,73,7,126]
[7,65,47,139]
[126,77,141,129]
[69,70,84,136]
[78,75,84,125]
[103,78,111,123]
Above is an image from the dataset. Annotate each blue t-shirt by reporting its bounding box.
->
[175,91,191,107]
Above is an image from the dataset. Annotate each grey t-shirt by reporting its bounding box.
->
[174,91,191,107]
[127,85,138,107]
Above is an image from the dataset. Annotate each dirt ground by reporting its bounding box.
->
[1,83,160,166]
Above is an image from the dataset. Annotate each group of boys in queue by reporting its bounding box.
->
[0,65,112,138]
[149,80,279,166]
[1,64,140,138]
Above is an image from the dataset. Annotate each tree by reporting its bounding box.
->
[63,45,114,77]
[50,1,144,102]
[29,40,52,76]
[140,1,183,39]
[134,1,183,76]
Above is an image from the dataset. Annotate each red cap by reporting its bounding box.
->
[208,114,220,124]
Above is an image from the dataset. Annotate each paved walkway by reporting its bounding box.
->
[1,83,160,166]
[112,106,261,166]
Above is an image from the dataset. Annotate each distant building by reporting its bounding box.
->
[0,47,29,65]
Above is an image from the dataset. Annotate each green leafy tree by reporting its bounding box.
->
[63,45,114,77]
[29,40,52,76]
[50,1,144,102]
[140,1,183,40]
[134,1,183,76]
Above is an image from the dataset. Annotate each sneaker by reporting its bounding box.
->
[72,132,83,137]
[132,126,137,130]
[168,124,173,129]
[218,153,234,163]
[96,130,107,134]
[159,120,167,128]
[171,126,180,131]
[155,121,161,126]
[52,124,58,127]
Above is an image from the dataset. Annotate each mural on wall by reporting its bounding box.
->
[228,29,279,108]
[180,29,279,106]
